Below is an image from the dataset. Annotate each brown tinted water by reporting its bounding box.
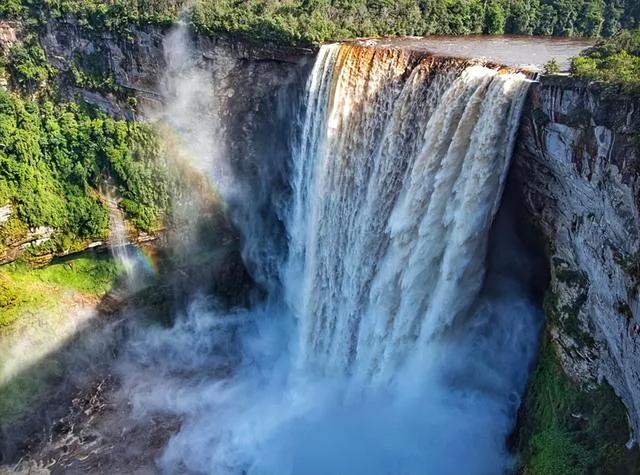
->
[347,35,595,72]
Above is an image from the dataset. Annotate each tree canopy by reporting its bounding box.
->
[571,29,640,92]
[0,90,170,241]
[2,0,640,45]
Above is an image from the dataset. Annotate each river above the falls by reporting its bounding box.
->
[347,35,595,71]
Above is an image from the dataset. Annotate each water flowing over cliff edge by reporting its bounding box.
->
[100,36,547,474]
[287,44,530,378]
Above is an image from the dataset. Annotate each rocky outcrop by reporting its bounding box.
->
[38,18,312,118]
[0,21,20,51]
[514,77,640,438]
[0,21,21,89]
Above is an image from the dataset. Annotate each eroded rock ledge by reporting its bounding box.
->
[38,18,313,117]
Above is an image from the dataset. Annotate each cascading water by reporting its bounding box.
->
[120,41,543,475]
[105,185,138,287]
[286,45,531,380]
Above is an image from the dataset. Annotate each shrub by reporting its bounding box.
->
[544,58,561,74]
[571,29,640,93]
[7,36,53,92]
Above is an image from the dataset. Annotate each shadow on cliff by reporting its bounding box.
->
[0,216,254,467]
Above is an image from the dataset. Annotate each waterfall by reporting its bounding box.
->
[119,41,542,475]
[286,45,531,380]
[105,186,137,286]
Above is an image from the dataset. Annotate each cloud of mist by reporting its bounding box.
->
[158,24,225,183]
[115,201,543,474]
[117,277,540,474]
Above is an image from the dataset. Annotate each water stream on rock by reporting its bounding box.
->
[105,186,138,287]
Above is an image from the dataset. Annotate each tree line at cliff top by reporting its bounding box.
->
[1,0,639,45]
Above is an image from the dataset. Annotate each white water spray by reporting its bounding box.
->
[105,186,138,286]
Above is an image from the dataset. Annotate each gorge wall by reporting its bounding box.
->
[37,18,312,116]
[38,18,640,443]
[514,79,640,438]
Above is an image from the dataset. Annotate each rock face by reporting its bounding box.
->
[35,19,314,284]
[513,77,640,438]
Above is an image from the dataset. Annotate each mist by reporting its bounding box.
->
[116,200,543,475]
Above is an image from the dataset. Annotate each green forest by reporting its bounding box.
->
[1,0,640,45]
[0,91,170,237]
[571,29,640,92]
[0,35,172,259]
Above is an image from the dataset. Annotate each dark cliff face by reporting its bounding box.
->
[39,18,313,117]
[513,76,640,437]
[39,18,315,292]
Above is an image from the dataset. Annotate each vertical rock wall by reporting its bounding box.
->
[514,76,640,438]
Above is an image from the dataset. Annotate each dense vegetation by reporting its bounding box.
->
[2,0,640,45]
[571,29,640,92]
[0,89,170,243]
[519,331,638,475]
[0,0,191,427]
[0,32,172,262]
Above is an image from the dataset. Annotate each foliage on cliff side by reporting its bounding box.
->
[571,29,640,93]
[2,0,640,45]
[0,89,170,244]
[518,329,638,475]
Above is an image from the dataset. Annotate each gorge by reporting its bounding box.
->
[1,15,640,475]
